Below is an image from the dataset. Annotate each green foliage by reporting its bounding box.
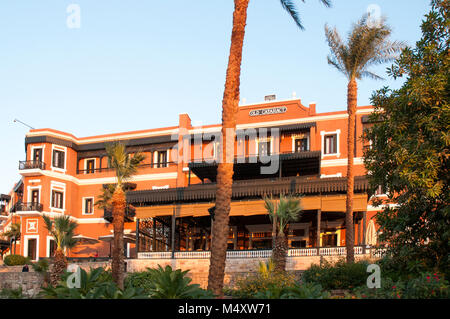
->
[353,272,449,299]
[229,271,297,299]
[325,14,404,81]
[302,259,369,290]
[257,259,275,279]
[126,265,213,299]
[31,258,50,273]
[40,267,148,299]
[42,214,78,251]
[0,287,25,299]
[3,254,30,266]
[255,282,330,299]
[264,194,303,234]
[2,223,21,241]
[364,0,450,277]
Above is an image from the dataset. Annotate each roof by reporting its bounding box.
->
[127,176,369,205]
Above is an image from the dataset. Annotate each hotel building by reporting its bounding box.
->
[0,97,382,261]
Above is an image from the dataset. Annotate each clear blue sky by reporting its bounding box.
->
[0,0,431,193]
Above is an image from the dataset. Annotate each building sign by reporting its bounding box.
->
[249,106,287,117]
[26,219,38,234]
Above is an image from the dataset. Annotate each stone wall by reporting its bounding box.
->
[0,272,44,298]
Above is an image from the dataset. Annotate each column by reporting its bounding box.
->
[171,210,176,258]
[316,210,321,255]
[135,218,140,256]
[362,211,367,254]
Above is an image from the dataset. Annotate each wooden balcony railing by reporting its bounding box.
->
[19,160,46,170]
[11,202,43,213]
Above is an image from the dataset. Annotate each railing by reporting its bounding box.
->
[11,202,43,213]
[137,246,371,259]
[19,160,46,170]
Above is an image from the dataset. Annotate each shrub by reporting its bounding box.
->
[255,282,329,299]
[32,258,50,273]
[352,272,449,299]
[302,258,369,290]
[230,271,297,299]
[0,288,25,299]
[40,267,148,299]
[128,265,213,299]
[3,254,30,266]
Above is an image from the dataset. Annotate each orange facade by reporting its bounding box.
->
[1,98,383,260]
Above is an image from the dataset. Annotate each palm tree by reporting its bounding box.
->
[102,142,145,289]
[2,222,21,254]
[43,215,78,286]
[264,194,302,272]
[324,15,403,263]
[207,0,331,296]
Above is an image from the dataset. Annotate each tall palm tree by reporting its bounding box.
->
[2,222,21,254]
[324,15,403,263]
[208,0,331,296]
[264,194,302,272]
[43,215,78,286]
[102,142,145,289]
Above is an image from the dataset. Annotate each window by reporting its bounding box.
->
[294,138,309,152]
[33,148,42,162]
[31,190,39,204]
[258,140,271,157]
[322,233,338,247]
[27,239,37,260]
[324,134,337,155]
[51,190,64,209]
[84,198,94,215]
[52,150,65,169]
[156,151,168,168]
[49,239,56,257]
[86,159,95,174]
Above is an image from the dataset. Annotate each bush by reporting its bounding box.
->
[126,265,213,299]
[352,272,449,299]
[230,271,297,299]
[40,267,148,299]
[31,258,50,273]
[0,288,25,299]
[302,259,369,290]
[255,282,330,299]
[3,254,30,266]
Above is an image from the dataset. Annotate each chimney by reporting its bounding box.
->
[264,94,276,102]
[309,102,316,115]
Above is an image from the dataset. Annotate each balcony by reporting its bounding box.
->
[103,205,136,223]
[188,150,321,182]
[10,202,43,213]
[19,160,46,176]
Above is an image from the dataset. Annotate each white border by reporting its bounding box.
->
[82,197,95,215]
[50,181,66,213]
[51,145,67,173]
[320,129,341,158]
[24,234,39,261]
[84,158,96,174]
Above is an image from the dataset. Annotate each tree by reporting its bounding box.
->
[43,215,78,286]
[324,14,403,263]
[102,142,145,289]
[264,194,302,272]
[364,0,449,277]
[2,222,21,254]
[207,0,331,297]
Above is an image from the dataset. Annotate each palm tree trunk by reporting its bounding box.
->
[111,187,126,289]
[50,248,67,286]
[273,232,288,272]
[345,78,357,263]
[207,0,249,297]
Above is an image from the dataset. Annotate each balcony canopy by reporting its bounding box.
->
[189,150,321,182]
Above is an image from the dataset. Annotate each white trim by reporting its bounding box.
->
[24,235,39,261]
[46,236,55,258]
[20,169,178,185]
[152,185,170,190]
[82,197,95,215]
[321,157,364,167]
[26,128,179,145]
[27,185,42,203]
[30,145,45,162]
[51,145,67,173]
[320,173,343,178]
[291,133,310,152]
[255,136,274,156]
[321,129,341,158]
[50,182,66,213]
